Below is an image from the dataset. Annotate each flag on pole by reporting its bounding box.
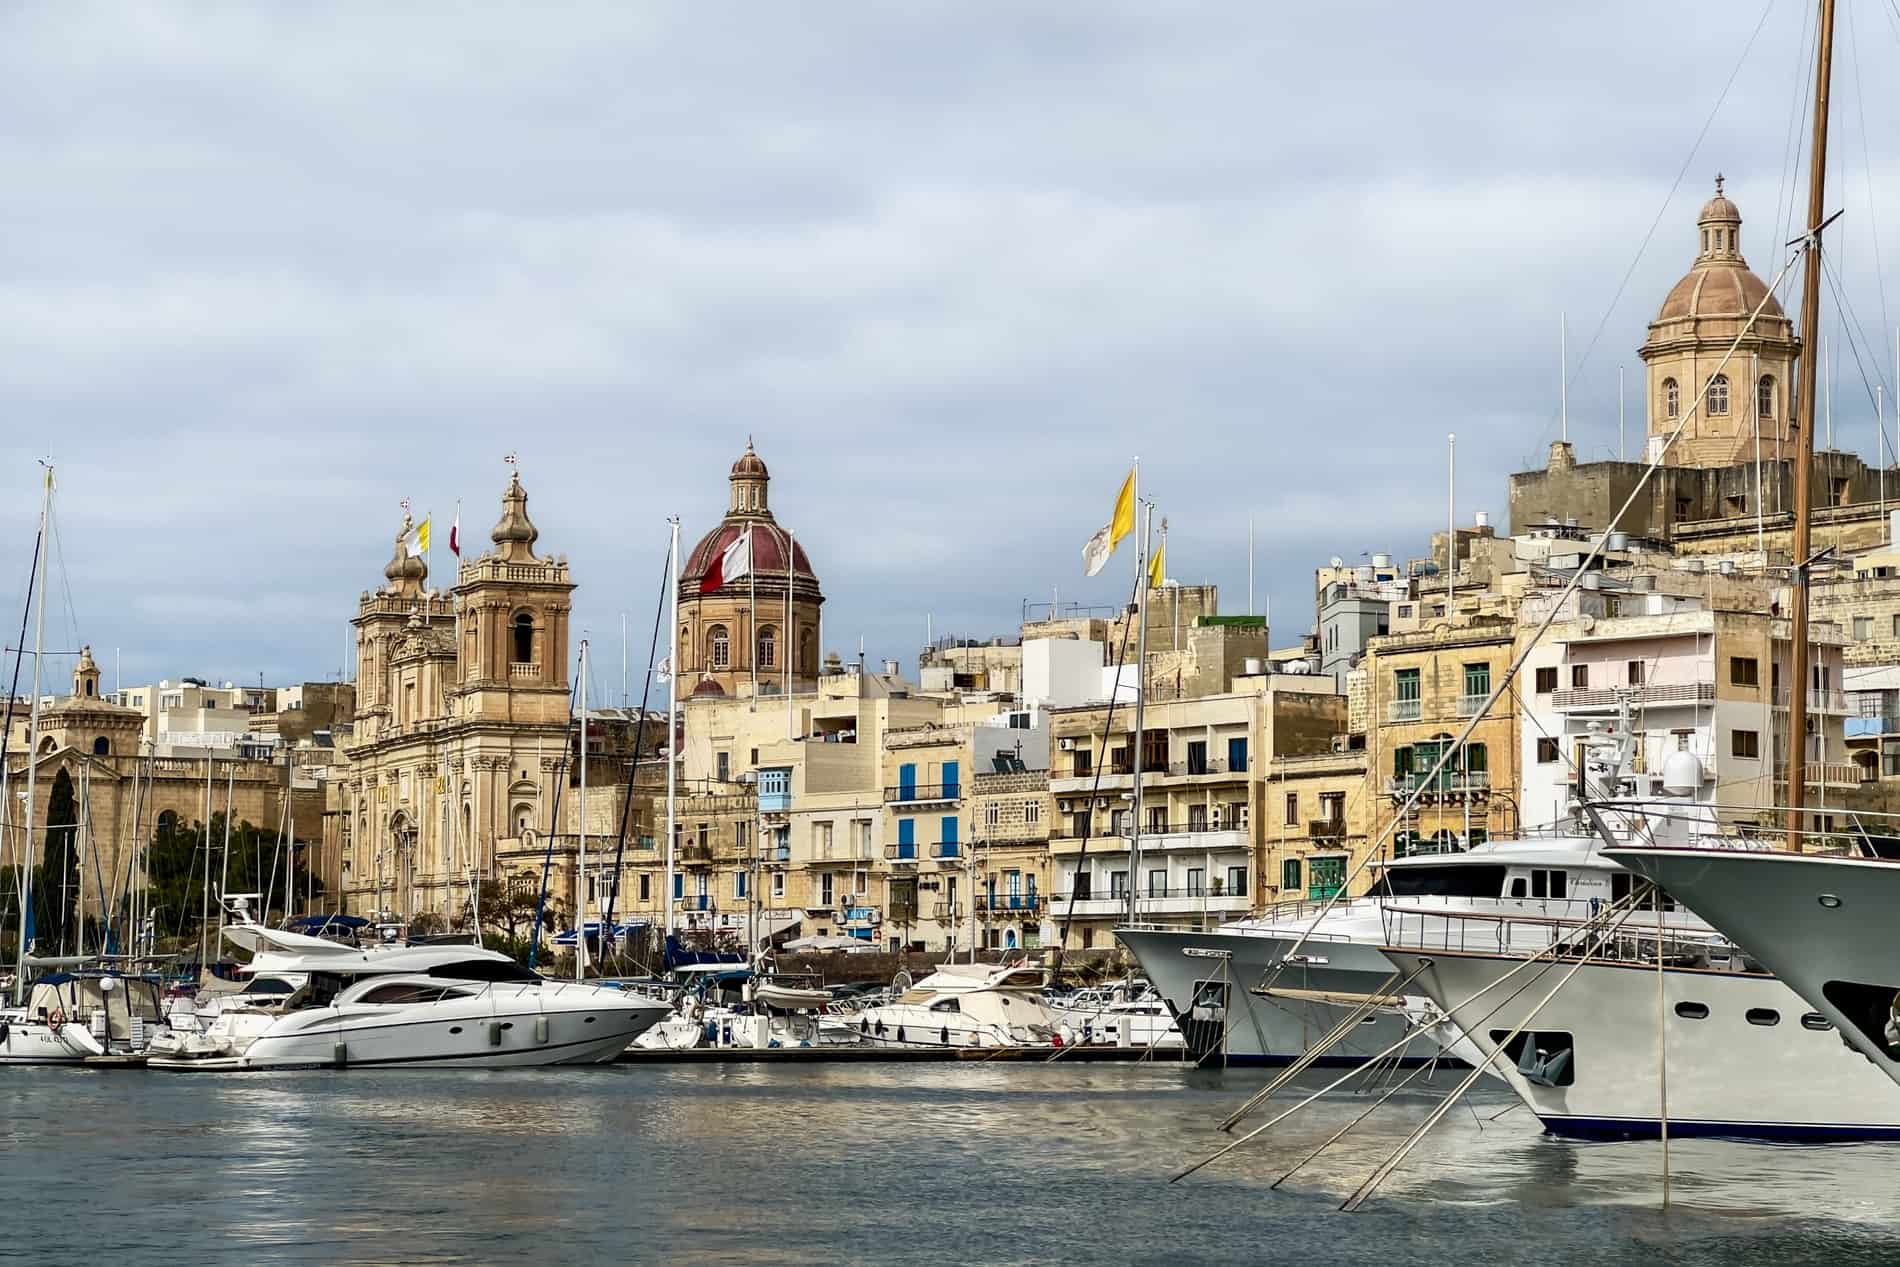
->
[1082,466,1138,576]
[699,528,753,593]
[414,517,431,555]
[449,506,461,557]
[1149,530,1167,590]
[655,656,673,683]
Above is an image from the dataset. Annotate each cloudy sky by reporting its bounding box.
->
[2,2,1895,698]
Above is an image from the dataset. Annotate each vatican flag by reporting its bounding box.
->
[1149,536,1166,589]
[1081,467,1138,577]
[414,517,431,554]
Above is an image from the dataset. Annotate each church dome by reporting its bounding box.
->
[682,521,817,587]
[730,441,769,480]
[1653,176,1785,325]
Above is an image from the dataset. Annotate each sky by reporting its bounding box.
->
[4,1,1899,700]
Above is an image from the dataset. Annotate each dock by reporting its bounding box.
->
[616,1045,1191,1064]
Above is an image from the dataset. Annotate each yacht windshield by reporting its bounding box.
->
[424,960,540,984]
[1368,864,1507,899]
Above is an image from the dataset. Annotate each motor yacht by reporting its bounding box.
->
[854,962,1059,1049]
[1048,979,1184,1050]
[147,921,668,1070]
[1610,844,1900,1099]
[1382,906,1900,1140]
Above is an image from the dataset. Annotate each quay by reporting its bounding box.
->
[616,1045,1192,1064]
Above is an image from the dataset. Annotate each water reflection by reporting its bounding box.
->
[6,1063,1900,1264]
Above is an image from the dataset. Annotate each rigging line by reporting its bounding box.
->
[0,522,42,936]
[1775,3,1820,272]
[45,500,82,666]
[1819,251,1890,415]
[600,535,674,945]
[1846,1,1892,350]
[1541,0,1777,448]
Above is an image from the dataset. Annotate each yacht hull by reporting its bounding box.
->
[1386,946,1900,1140]
[1611,847,1900,1097]
[1117,927,1452,1067]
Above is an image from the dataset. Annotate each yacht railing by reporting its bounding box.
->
[1381,902,1740,968]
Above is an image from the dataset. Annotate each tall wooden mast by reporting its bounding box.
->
[1786,0,1837,851]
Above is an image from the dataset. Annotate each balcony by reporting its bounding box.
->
[980,894,1041,916]
[1048,823,1247,850]
[759,792,793,814]
[678,841,713,866]
[676,894,713,912]
[1388,699,1421,722]
[928,841,961,860]
[1773,688,1851,715]
[1159,758,1234,779]
[1551,682,1715,712]
[508,662,541,679]
[1774,761,1869,789]
[1456,692,1491,717]
[1049,887,1251,920]
[930,901,963,922]
[884,843,920,864]
[1308,818,1349,841]
[884,782,961,806]
[1388,771,1490,798]
[1847,716,1900,739]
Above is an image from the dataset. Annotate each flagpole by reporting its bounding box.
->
[749,524,758,711]
[1248,513,1255,617]
[666,518,680,938]
[1129,460,1146,930]
[785,527,794,738]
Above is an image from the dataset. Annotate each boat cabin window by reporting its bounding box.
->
[241,977,299,995]
[358,983,470,1005]
[1674,1001,1709,1020]
[929,998,961,1013]
[1609,873,1678,911]
[1367,864,1508,900]
[424,960,541,983]
[1532,869,1566,899]
[1745,1008,1780,1027]
[1801,1013,1833,1031]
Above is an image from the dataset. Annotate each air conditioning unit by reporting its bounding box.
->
[1211,807,1224,828]
[1059,738,1077,751]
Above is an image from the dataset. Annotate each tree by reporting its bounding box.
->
[477,875,566,961]
[35,769,79,954]
[144,812,327,952]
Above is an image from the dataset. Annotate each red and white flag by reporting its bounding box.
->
[698,529,752,593]
[449,508,461,557]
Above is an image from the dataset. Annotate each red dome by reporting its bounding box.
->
[683,521,816,588]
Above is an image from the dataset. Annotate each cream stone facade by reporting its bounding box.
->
[326,471,585,927]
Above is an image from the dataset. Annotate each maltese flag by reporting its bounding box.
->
[699,530,752,593]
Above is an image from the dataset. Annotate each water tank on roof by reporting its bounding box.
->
[1371,553,1393,568]
[1718,559,1735,575]
[1581,572,1601,591]
[1242,658,1263,676]
[1474,511,1490,529]
[1281,660,1313,675]
[1661,750,1704,796]
[1356,566,1375,584]
[1608,532,1629,551]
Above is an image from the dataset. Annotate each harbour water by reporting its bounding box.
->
[8,1063,1900,1265]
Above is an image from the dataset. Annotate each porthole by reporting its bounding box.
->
[584,1017,596,1024]
[1745,1008,1780,1027]
[1359,1015,1379,1025]
[449,1026,463,1034]
[1819,894,1843,909]
[501,1022,515,1031]
[1801,1013,1833,1031]
[1674,1001,1709,1020]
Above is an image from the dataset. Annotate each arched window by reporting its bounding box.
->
[1758,375,1775,419]
[513,803,535,835]
[37,736,55,754]
[799,628,814,674]
[680,627,691,668]
[1706,374,1729,415]
[157,810,177,835]
[757,624,778,670]
[84,679,95,698]
[709,625,730,669]
[1663,378,1679,419]
[512,612,534,664]
[92,737,110,756]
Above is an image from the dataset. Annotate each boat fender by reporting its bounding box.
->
[533,1016,550,1045]
[896,1025,905,1044]
[940,1026,949,1045]
[47,1010,66,1031]
[0,1021,8,1046]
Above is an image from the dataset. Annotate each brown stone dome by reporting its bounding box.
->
[682,521,816,588]
[730,440,769,480]
[1656,265,1784,323]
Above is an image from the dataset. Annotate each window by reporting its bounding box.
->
[1109,870,1128,898]
[734,872,747,899]
[92,737,109,756]
[1855,617,1873,641]
[1394,668,1420,702]
[1758,375,1775,419]
[771,872,784,899]
[1745,1008,1780,1027]
[1109,745,1131,774]
[1073,872,1092,900]
[1463,663,1489,699]
[1730,656,1759,687]
[1674,1001,1709,1019]
[1141,729,1167,773]
[639,874,650,901]
[716,751,731,782]
[1663,378,1679,419]
[1534,666,1557,693]
[1530,868,1567,899]
[1318,791,1345,825]
[1186,740,1208,775]
[1281,858,1302,891]
[897,818,916,858]
[1147,868,1166,897]
[1706,373,1729,415]
[1627,660,1645,686]
[1536,737,1560,764]
[512,613,534,664]
[817,821,834,857]
[1570,665,1588,690]
[1893,615,1900,639]
[757,625,777,670]
[821,873,836,906]
[1072,748,1092,777]
[709,625,730,670]
[1284,792,1298,825]
[1228,737,1248,773]
[1186,868,1205,897]
[1464,743,1487,777]
[1226,866,1247,897]
[983,803,1000,829]
[1732,729,1760,759]
[1802,1013,1833,1031]
[1025,801,1042,826]
[1187,804,1207,832]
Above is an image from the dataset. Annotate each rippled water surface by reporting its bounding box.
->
[6,1061,1900,1265]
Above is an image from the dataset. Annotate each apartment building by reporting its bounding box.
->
[969,768,1052,951]
[1265,746,1374,901]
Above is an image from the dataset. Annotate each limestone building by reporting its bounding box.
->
[327,471,581,926]
[675,443,824,699]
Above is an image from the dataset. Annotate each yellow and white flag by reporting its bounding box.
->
[407,516,432,558]
[1082,467,1137,577]
[1148,531,1166,589]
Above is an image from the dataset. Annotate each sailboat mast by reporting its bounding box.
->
[1786,0,1836,851]
[13,465,52,1006]
[578,637,589,981]
[666,518,680,939]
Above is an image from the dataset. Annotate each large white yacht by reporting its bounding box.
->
[1119,733,1726,1067]
[1382,908,1900,1140]
[854,962,1060,1049]
[1610,845,1900,1099]
[148,921,667,1070]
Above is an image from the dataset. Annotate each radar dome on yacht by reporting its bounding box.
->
[1661,750,1704,796]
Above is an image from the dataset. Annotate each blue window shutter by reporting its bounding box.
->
[898,819,915,846]
[942,760,959,794]
[943,815,958,843]
[673,873,683,899]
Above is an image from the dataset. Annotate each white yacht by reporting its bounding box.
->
[1382,909,1900,1140]
[148,923,667,1070]
[1,971,168,1064]
[1119,735,1728,1067]
[854,962,1060,1049]
[1610,845,1900,1099]
[1049,979,1184,1050]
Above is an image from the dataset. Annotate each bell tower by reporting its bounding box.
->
[73,645,101,699]
[454,469,574,724]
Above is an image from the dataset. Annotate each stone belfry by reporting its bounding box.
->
[1641,177,1799,467]
[351,508,451,743]
[454,469,574,725]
